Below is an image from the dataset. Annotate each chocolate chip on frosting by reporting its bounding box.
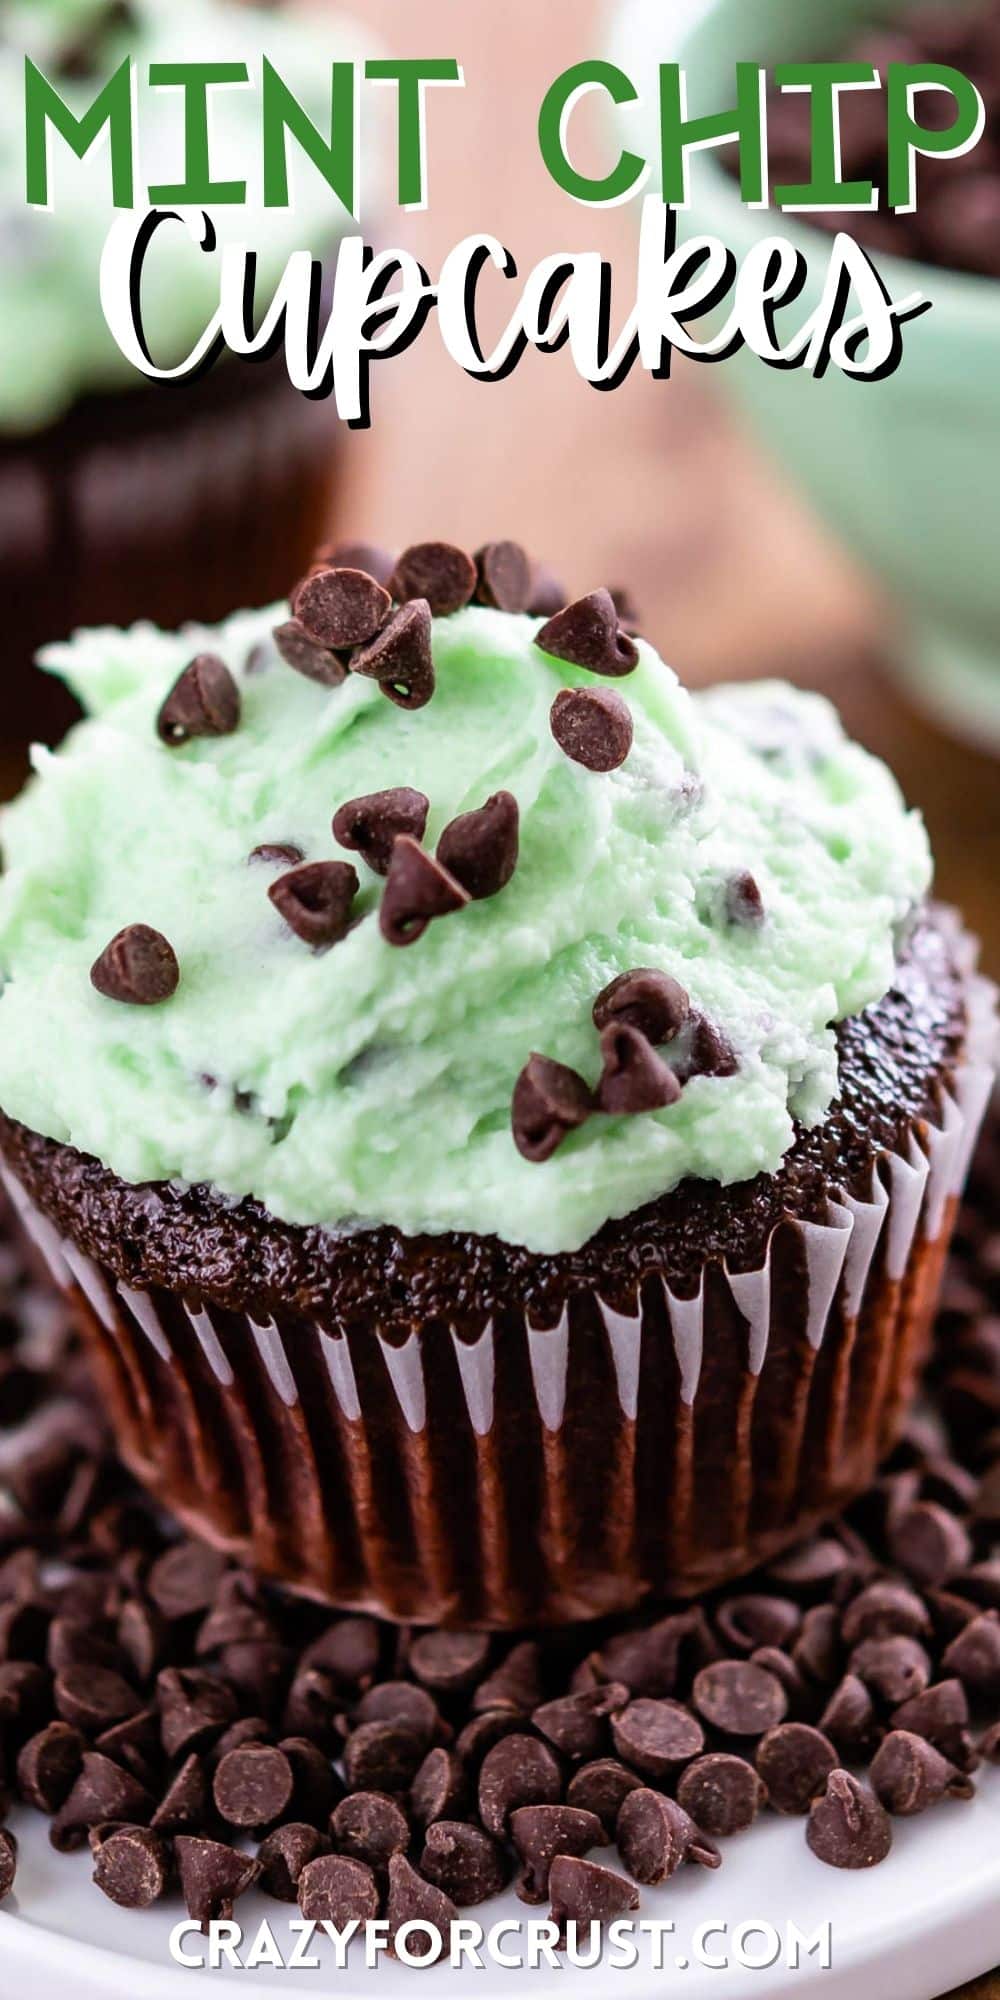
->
[272,619,348,688]
[379,837,469,947]
[436,792,519,901]
[248,843,305,869]
[597,1024,681,1117]
[292,566,391,651]
[550,686,633,772]
[511,1053,594,1162]
[725,871,765,927]
[390,542,477,617]
[350,601,435,710]
[475,541,532,613]
[535,590,639,677]
[333,789,430,876]
[268,861,359,948]
[592,969,689,1045]
[315,540,396,589]
[156,654,240,747]
[90,926,179,1007]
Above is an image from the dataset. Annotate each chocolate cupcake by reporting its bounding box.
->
[0,0,365,748]
[0,543,993,1625]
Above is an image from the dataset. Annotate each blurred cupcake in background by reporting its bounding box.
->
[0,0,369,751]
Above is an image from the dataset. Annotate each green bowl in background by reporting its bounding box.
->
[610,0,1000,747]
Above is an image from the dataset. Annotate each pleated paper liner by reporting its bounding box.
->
[3,929,995,1629]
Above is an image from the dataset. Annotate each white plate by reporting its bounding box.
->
[1,1767,998,1998]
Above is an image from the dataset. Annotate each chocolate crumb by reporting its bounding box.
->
[725,871,765,927]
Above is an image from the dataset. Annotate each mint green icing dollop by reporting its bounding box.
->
[0,605,931,1254]
[0,0,368,433]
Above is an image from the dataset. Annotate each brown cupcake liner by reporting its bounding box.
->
[2,945,995,1629]
[0,358,340,750]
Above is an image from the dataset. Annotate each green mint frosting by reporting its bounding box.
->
[0,605,931,1254]
[0,0,366,433]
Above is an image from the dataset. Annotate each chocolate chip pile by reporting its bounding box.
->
[756,3,1000,275]
[0,1123,994,1946]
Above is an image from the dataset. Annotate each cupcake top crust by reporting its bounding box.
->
[0,543,931,1255]
[0,0,365,432]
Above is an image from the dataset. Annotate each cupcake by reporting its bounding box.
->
[0,0,367,748]
[0,541,993,1626]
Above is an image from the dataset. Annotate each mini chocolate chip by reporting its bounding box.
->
[680,1011,740,1081]
[436,792,519,901]
[95,1706,160,1780]
[548,1854,638,1933]
[151,1754,209,1834]
[475,541,532,612]
[565,1759,643,1833]
[768,1538,853,1594]
[818,1675,879,1756]
[617,1788,720,1883]
[408,1629,491,1694]
[942,1611,1000,1699]
[17,1722,85,1813]
[273,618,347,687]
[793,1604,842,1686]
[281,1668,342,1752]
[149,1541,227,1621]
[693,1660,789,1737]
[355,1680,440,1748]
[755,1723,837,1814]
[597,1023,681,1117]
[716,1595,802,1654]
[390,543,477,617]
[157,654,240,747]
[890,1501,973,1588]
[208,1717,270,1767]
[280,1735,343,1825]
[527,565,567,617]
[0,1830,15,1901]
[269,860,359,948]
[248,842,305,869]
[840,1580,932,1645]
[175,1834,260,1931]
[473,1641,543,1715]
[592,968,690,1045]
[611,1697,704,1777]
[93,1824,169,1909]
[750,1646,812,1717]
[891,1680,976,1771]
[54,1662,141,1734]
[91,926,179,1007]
[478,1732,562,1836]
[725,870,764,926]
[51,1752,155,1853]
[870,1729,974,1815]
[212,1742,293,1830]
[331,1790,410,1871]
[511,1052,594,1163]
[351,600,436,709]
[157,1667,237,1760]
[455,1711,521,1768]
[299,1850,380,1925]
[333,788,430,876]
[301,1616,380,1691]
[316,540,396,588]
[258,1822,330,1902]
[806,1770,892,1869]
[420,1820,509,1906]
[410,1746,468,1828]
[550,686,634,773]
[676,1754,767,1837]
[535,590,639,677]
[343,1719,426,1793]
[293,566,391,651]
[511,1803,608,1903]
[849,1635,931,1706]
[380,837,468,947]
[532,1684,629,1763]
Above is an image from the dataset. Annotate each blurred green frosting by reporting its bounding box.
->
[0,603,931,1253]
[0,0,366,431]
